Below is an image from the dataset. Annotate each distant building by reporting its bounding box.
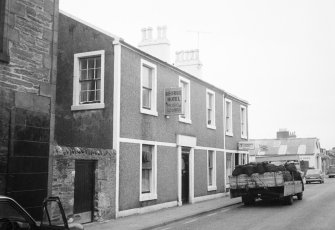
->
[53,12,250,222]
[248,130,322,172]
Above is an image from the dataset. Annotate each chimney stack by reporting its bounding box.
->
[138,26,170,63]
[174,49,203,79]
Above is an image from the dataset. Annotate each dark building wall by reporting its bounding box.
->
[156,146,178,203]
[0,0,59,220]
[194,150,207,197]
[216,151,225,192]
[55,13,115,149]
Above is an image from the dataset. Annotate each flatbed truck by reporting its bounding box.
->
[229,171,304,205]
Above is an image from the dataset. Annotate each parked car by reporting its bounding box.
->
[327,165,335,178]
[305,169,325,184]
[0,196,84,230]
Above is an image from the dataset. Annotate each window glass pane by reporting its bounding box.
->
[180,81,189,119]
[95,68,101,79]
[88,58,95,69]
[142,88,151,109]
[80,91,88,103]
[80,70,87,80]
[142,145,152,169]
[208,151,213,168]
[88,90,95,102]
[209,170,213,186]
[81,81,93,91]
[96,80,101,90]
[88,69,94,80]
[80,59,87,70]
[0,202,26,221]
[142,169,150,193]
[96,57,101,68]
[96,90,101,101]
[142,145,153,194]
[208,94,212,109]
[208,109,212,125]
[142,66,152,89]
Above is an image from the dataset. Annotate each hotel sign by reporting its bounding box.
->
[238,142,255,150]
[165,87,183,116]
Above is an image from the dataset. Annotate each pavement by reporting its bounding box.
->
[84,194,241,230]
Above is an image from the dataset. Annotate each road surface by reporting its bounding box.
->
[154,178,335,230]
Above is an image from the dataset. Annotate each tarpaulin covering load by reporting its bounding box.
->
[232,162,300,181]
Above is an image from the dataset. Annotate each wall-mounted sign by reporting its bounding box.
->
[165,87,183,116]
[238,142,255,150]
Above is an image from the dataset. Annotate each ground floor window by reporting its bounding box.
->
[226,153,233,182]
[140,144,157,201]
[207,150,217,191]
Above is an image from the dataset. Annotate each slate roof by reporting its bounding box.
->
[248,138,319,156]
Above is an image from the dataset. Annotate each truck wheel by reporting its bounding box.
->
[284,195,294,205]
[242,195,255,206]
[297,192,303,200]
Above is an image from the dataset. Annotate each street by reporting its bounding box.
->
[154,178,335,230]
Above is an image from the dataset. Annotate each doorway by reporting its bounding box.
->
[181,147,190,204]
[74,160,95,223]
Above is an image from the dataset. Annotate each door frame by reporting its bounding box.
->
[177,135,196,206]
[73,159,96,223]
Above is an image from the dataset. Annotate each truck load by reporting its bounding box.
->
[229,162,304,205]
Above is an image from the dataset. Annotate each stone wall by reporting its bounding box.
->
[0,0,59,220]
[52,145,116,221]
[0,0,58,93]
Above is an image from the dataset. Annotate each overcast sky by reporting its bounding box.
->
[60,0,335,149]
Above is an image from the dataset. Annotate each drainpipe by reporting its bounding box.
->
[113,38,122,218]
[223,93,227,192]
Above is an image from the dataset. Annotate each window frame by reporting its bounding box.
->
[178,76,191,124]
[207,150,217,191]
[140,59,158,116]
[139,143,157,201]
[0,0,9,63]
[225,98,233,136]
[240,105,247,139]
[206,89,216,129]
[71,50,105,111]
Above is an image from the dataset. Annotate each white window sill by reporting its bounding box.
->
[179,117,192,124]
[140,108,158,116]
[140,193,157,201]
[241,135,248,139]
[207,185,217,191]
[207,124,216,130]
[71,103,105,111]
[226,132,233,137]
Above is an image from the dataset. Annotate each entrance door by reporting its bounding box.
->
[181,147,190,204]
[74,160,95,223]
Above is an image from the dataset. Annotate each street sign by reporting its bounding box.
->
[165,87,183,116]
[238,142,255,150]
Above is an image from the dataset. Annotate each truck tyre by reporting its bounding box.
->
[284,195,294,205]
[297,192,303,200]
[242,195,255,206]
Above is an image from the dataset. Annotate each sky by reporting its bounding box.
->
[59,0,335,149]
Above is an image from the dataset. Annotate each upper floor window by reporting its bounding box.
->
[140,144,157,201]
[72,50,105,111]
[141,59,157,116]
[207,150,217,191]
[225,98,233,136]
[0,0,9,63]
[240,105,247,139]
[206,89,216,129]
[179,76,191,124]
